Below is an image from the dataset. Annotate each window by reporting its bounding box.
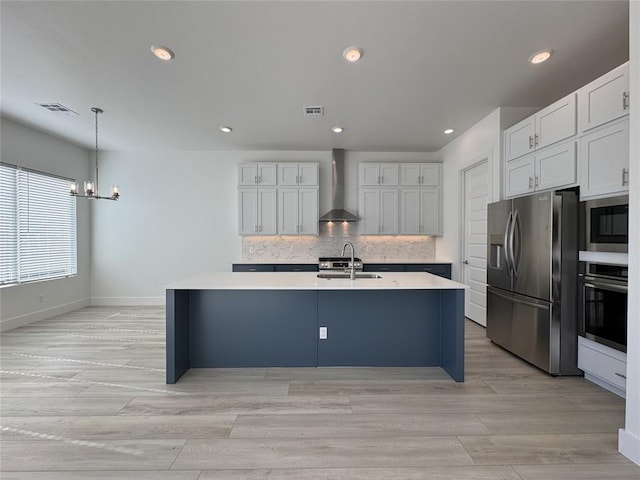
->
[0,163,77,285]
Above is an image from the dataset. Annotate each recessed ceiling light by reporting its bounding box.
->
[529,49,553,64]
[444,128,455,135]
[151,45,175,61]
[219,126,233,133]
[331,126,344,133]
[343,47,363,63]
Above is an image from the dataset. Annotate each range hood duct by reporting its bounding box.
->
[319,149,359,222]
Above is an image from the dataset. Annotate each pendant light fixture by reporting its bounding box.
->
[70,107,120,201]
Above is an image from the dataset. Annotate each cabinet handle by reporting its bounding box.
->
[615,372,627,379]
[259,225,263,232]
[622,168,629,187]
[419,175,423,184]
[249,268,258,272]
[296,175,300,184]
[623,92,630,110]
[258,175,262,184]
[254,175,258,184]
[529,136,534,149]
[534,175,539,187]
[534,134,539,146]
[255,225,258,233]
[529,176,533,189]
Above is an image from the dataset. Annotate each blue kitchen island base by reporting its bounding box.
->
[167,285,464,384]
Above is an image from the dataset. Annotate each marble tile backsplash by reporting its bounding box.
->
[241,223,436,262]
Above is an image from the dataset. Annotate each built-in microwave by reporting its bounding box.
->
[583,195,629,253]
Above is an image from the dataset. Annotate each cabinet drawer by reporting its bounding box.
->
[363,264,406,272]
[406,264,451,279]
[274,264,318,272]
[578,338,627,391]
[232,264,275,272]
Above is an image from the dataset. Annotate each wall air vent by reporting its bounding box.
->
[37,103,78,115]
[304,106,324,116]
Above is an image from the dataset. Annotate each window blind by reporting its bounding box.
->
[0,164,18,284]
[0,164,77,285]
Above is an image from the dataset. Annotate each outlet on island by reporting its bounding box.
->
[319,326,328,340]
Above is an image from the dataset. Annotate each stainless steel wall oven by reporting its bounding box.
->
[583,195,629,253]
[579,262,628,352]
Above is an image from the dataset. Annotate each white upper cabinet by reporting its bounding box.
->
[238,188,277,235]
[399,188,441,235]
[278,163,319,186]
[400,163,441,186]
[504,93,576,162]
[505,142,577,198]
[238,163,277,186]
[359,163,399,186]
[578,62,630,133]
[278,188,318,235]
[580,119,629,199]
[358,188,398,234]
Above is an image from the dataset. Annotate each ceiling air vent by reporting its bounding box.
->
[37,103,78,115]
[304,106,324,116]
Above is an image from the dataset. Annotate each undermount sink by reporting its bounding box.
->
[316,273,383,279]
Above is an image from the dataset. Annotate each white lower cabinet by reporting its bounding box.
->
[359,188,398,234]
[238,188,277,235]
[505,142,576,198]
[578,336,626,398]
[399,188,441,235]
[278,188,318,235]
[579,119,629,199]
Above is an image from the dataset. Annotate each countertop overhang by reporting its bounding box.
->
[167,272,467,291]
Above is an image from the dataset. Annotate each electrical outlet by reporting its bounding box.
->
[289,244,295,253]
[319,326,328,339]
[248,246,254,254]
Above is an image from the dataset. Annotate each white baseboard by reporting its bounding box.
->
[0,298,90,332]
[619,428,640,466]
[91,296,164,306]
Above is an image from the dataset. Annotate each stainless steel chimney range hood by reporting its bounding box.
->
[319,149,359,222]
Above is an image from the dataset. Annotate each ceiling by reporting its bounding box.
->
[0,1,629,152]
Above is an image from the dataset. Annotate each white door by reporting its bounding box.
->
[257,188,277,234]
[399,188,420,234]
[298,188,318,235]
[420,188,440,235]
[379,188,399,234]
[359,188,381,234]
[278,188,299,234]
[298,164,319,186]
[238,188,258,234]
[462,161,489,326]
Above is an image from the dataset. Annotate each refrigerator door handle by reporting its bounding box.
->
[511,210,521,277]
[504,211,513,276]
[488,287,550,310]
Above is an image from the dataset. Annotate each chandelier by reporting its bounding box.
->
[70,107,120,201]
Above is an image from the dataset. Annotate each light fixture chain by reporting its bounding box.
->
[94,107,99,193]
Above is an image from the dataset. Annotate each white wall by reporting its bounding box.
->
[0,118,91,331]
[619,0,639,465]
[90,149,439,304]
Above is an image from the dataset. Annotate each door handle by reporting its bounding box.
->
[463,260,469,265]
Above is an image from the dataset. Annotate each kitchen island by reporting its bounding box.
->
[166,272,466,383]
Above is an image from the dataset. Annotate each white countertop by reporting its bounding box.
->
[232,259,451,264]
[167,272,467,291]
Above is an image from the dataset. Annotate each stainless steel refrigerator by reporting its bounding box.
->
[486,189,580,375]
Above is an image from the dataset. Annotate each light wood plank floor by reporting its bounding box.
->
[1,306,639,479]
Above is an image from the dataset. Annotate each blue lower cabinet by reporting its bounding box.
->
[189,290,317,367]
[317,290,442,367]
[363,264,406,272]
[232,264,274,272]
[406,264,452,279]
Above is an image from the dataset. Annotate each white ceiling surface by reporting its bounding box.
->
[0,1,629,152]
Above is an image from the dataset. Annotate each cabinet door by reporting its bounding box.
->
[298,188,318,235]
[505,117,535,161]
[420,188,441,235]
[535,92,576,150]
[298,163,319,186]
[400,164,421,186]
[379,188,399,234]
[420,164,441,186]
[257,188,277,234]
[278,164,299,186]
[579,62,630,133]
[535,141,577,191]
[379,164,399,186]
[580,120,630,199]
[359,164,381,186]
[505,156,535,198]
[238,164,258,185]
[278,188,299,234]
[257,164,277,185]
[238,188,258,234]
[399,188,420,234]
[358,189,381,234]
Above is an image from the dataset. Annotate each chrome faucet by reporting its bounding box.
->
[341,242,356,280]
